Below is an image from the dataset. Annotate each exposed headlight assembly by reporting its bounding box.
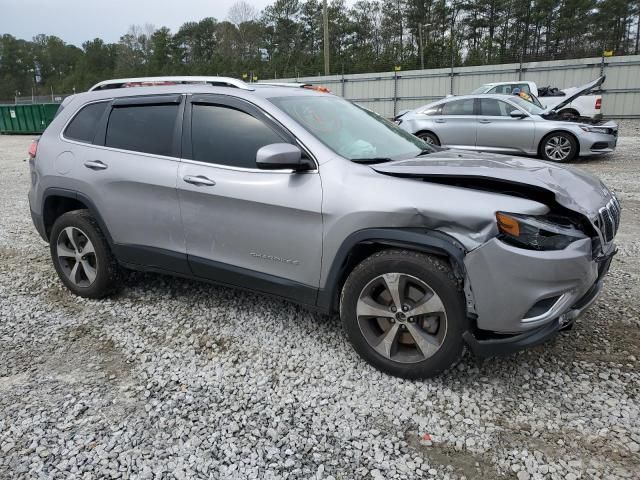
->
[496,212,588,250]
[579,125,610,134]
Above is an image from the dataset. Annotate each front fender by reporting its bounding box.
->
[316,228,467,313]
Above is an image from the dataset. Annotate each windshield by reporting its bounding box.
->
[269,95,435,161]
[471,85,490,94]
[509,96,546,115]
[527,93,544,109]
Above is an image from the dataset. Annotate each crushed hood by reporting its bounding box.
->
[542,75,605,113]
[371,150,611,219]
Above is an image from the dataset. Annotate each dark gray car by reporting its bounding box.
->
[28,76,620,378]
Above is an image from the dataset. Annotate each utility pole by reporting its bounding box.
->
[419,24,424,70]
[419,23,432,70]
[450,6,456,94]
[323,0,330,75]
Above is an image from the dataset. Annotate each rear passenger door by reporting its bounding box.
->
[65,95,189,274]
[431,98,477,148]
[177,94,323,304]
[476,98,535,154]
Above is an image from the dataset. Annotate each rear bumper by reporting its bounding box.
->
[29,203,48,241]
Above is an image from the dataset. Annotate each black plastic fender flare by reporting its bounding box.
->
[42,187,114,246]
[316,228,467,313]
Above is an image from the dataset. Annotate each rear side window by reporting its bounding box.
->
[64,102,108,143]
[191,104,285,168]
[105,104,178,156]
[441,99,475,116]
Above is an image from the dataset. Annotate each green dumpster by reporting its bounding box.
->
[0,103,60,134]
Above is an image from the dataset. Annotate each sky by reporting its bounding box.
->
[0,0,275,47]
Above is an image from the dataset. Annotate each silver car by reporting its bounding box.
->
[396,81,618,162]
[28,76,619,378]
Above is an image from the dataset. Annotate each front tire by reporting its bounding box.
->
[340,249,466,379]
[49,210,120,298]
[540,132,577,162]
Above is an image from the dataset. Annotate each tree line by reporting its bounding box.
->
[1,0,638,100]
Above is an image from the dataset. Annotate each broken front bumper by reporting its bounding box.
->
[463,274,605,357]
[464,237,611,334]
[462,237,614,356]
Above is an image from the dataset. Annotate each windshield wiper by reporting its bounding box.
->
[417,149,433,156]
[351,157,394,164]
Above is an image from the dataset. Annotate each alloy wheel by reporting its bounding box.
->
[56,226,98,287]
[544,136,572,161]
[356,273,447,364]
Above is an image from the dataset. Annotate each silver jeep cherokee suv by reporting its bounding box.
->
[28,76,620,378]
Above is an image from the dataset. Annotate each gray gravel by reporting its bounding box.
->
[1,131,639,479]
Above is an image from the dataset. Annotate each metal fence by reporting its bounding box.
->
[272,54,640,119]
[7,94,70,105]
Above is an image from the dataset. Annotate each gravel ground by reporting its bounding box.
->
[0,131,639,480]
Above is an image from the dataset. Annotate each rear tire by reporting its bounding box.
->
[417,131,440,146]
[540,132,578,162]
[49,210,120,298]
[340,249,466,379]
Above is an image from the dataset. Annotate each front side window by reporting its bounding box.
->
[479,98,513,117]
[64,101,108,143]
[269,95,431,161]
[441,99,475,116]
[191,104,285,168]
[509,96,545,115]
[105,104,178,156]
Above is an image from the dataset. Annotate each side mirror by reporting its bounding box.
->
[510,110,527,119]
[256,143,313,171]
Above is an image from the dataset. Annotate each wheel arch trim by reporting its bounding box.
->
[42,188,114,246]
[316,228,467,313]
[538,129,580,157]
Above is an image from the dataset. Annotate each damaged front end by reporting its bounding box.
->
[370,152,620,353]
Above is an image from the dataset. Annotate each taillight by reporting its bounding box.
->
[595,98,602,110]
[28,139,38,160]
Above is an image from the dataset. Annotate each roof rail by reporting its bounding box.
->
[256,82,312,88]
[256,82,331,93]
[88,76,254,92]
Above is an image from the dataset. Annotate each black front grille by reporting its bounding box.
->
[591,142,610,150]
[595,195,621,243]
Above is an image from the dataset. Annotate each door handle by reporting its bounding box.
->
[183,175,216,187]
[84,160,108,170]
[478,119,492,124]
[434,119,446,123]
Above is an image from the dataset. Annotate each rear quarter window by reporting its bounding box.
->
[64,102,109,143]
